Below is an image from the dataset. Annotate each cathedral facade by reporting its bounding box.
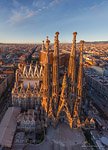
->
[12,32,94,132]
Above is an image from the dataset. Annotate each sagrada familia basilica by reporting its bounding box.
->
[12,32,95,132]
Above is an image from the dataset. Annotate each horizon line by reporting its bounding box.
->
[0,40,108,45]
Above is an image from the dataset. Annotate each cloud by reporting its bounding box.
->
[49,0,61,7]
[32,0,45,8]
[89,0,107,10]
[9,6,35,24]
[8,0,63,24]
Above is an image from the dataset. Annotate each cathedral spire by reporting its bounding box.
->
[73,40,84,128]
[51,32,60,119]
[42,40,45,51]
[42,36,50,113]
[43,36,50,91]
[68,32,77,93]
[52,32,59,97]
[45,36,50,52]
[77,40,84,98]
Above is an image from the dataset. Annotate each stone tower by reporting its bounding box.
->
[68,32,77,93]
[73,40,84,128]
[77,40,84,99]
[42,36,50,113]
[52,32,60,116]
[52,32,59,97]
[42,40,45,51]
[68,32,77,115]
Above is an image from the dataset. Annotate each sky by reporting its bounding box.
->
[0,0,108,43]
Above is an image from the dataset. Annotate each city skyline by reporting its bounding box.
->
[0,0,108,43]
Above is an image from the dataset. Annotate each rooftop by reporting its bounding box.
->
[0,107,20,148]
[85,66,108,88]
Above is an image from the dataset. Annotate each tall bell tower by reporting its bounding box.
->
[68,32,77,93]
[42,36,50,113]
[73,40,84,128]
[52,32,59,97]
[51,32,60,117]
